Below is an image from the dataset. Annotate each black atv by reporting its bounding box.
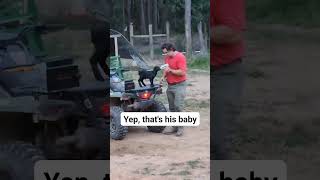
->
[0,25,109,180]
[109,30,166,140]
[110,83,166,140]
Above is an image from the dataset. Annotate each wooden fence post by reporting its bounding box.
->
[114,36,119,57]
[166,21,170,42]
[129,23,169,60]
[23,0,28,14]
[129,23,134,45]
[149,24,154,60]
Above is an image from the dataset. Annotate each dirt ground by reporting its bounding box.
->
[110,24,320,180]
[233,24,320,179]
[43,26,320,179]
[110,71,210,180]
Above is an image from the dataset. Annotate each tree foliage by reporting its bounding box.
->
[110,0,209,35]
[247,0,320,27]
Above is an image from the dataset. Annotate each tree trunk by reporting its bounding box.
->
[198,21,208,55]
[153,0,158,33]
[147,0,152,25]
[126,0,132,38]
[159,0,168,32]
[122,0,126,33]
[185,0,192,58]
[203,22,209,55]
[139,0,146,34]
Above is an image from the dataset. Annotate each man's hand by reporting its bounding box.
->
[160,70,167,85]
[165,67,185,76]
[164,67,172,73]
[160,76,164,84]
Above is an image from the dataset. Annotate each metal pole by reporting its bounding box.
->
[149,24,154,60]
[166,21,170,42]
[130,23,134,45]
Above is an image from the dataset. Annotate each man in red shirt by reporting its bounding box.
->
[160,43,187,136]
[211,0,246,159]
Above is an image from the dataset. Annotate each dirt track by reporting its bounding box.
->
[233,25,320,179]
[46,27,320,179]
[110,72,210,180]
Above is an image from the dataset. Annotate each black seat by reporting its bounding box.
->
[125,84,160,93]
[0,32,19,43]
[64,81,109,93]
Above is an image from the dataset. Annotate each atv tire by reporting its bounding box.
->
[147,101,167,133]
[0,142,45,180]
[110,106,128,140]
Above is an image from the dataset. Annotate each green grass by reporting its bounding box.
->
[160,172,173,176]
[141,167,153,175]
[184,99,210,110]
[177,170,191,176]
[188,55,210,70]
[187,159,201,169]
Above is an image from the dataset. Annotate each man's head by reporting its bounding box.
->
[161,43,176,57]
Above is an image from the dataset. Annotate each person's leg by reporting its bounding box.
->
[90,20,108,81]
[173,82,187,112]
[167,86,176,112]
[163,85,178,134]
[90,50,105,81]
[173,82,187,136]
[211,62,245,160]
[96,45,109,76]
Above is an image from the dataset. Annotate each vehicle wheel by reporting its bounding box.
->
[147,101,167,133]
[96,118,109,160]
[110,106,128,140]
[0,142,45,180]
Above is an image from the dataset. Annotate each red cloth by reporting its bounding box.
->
[211,0,246,67]
[164,52,187,84]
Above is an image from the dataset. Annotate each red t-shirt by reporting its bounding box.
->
[211,0,246,67]
[164,52,187,84]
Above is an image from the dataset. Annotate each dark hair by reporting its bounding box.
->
[161,43,176,51]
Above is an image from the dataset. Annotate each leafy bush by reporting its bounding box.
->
[247,0,320,27]
[188,55,210,70]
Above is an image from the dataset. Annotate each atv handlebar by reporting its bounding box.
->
[125,84,161,93]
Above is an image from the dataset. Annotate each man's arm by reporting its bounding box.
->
[212,25,243,45]
[160,70,167,83]
[168,69,185,76]
[166,56,187,77]
[212,0,246,45]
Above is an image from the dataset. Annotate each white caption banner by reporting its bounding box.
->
[121,112,200,126]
